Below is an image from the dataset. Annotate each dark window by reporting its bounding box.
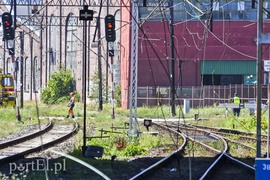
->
[203,74,243,85]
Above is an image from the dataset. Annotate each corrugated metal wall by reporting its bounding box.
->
[200,60,256,75]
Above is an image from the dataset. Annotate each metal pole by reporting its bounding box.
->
[267,72,270,158]
[39,18,43,92]
[110,54,115,119]
[106,0,109,102]
[79,4,93,156]
[14,0,17,30]
[11,53,21,121]
[45,0,48,84]
[87,21,91,96]
[98,18,103,111]
[3,41,5,73]
[59,0,62,68]
[82,19,87,156]
[20,31,24,108]
[169,0,176,116]
[129,0,139,135]
[256,0,263,158]
[30,35,33,100]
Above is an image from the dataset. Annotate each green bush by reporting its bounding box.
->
[114,84,121,107]
[41,70,78,104]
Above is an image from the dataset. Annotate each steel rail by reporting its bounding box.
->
[179,123,254,179]
[0,119,53,149]
[199,133,228,180]
[129,122,187,180]
[131,121,254,179]
[129,122,226,179]
[0,120,78,165]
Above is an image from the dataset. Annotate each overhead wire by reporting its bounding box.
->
[119,0,177,136]
[15,0,270,171]
[196,0,270,132]
[7,0,269,178]
[137,0,206,129]
[136,1,215,178]
[159,0,170,70]
[9,2,55,179]
[180,3,211,177]
[136,1,188,160]
[121,0,173,81]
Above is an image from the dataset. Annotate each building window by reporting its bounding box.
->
[65,13,77,78]
[139,0,264,21]
[33,56,39,92]
[16,57,20,88]
[24,57,30,91]
[49,15,57,78]
[6,58,11,74]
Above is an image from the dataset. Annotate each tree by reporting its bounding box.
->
[41,70,78,104]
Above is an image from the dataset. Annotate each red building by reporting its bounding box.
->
[120,1,270,108]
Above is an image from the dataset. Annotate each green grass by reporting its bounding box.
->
[0,101,267,138]
[0,101,267,179]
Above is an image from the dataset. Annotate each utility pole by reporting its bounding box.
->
[98,18,103,111]
[129,0,139,135]
[59,0,62,68]
[20,31,24,108]
[106,0,109,102]
[256,0,263,158]
[92,13,103,111]
[268,71,270,158]
[169,0,176,116]
[109,43,115,119]
[257,0,270,158]
[79,5,93,156]
[14,0,16,30]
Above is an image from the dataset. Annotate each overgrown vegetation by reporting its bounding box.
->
[90,70,122,107]
[0,102,268,179]
[41,70,79,104]
[89,70,108,103]
[114,84,121,107]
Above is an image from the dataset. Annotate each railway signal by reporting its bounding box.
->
[2,12,15,40]
[105,14,116,42]
[1,13,20,122]
[105,14,116,118]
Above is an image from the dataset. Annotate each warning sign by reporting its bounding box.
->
[264,60,270,72]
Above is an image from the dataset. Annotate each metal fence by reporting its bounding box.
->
[137,84,268,108]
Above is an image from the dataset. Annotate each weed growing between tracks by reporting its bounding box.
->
[0,101,267,179]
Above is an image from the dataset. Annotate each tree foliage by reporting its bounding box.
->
[41,70,77,104]
[90,70,108,103]
[90,70,121,107]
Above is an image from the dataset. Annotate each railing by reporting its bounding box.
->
[137,84,268,108]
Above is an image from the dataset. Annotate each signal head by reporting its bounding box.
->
[2,12,14,40]
[105,14,116,42]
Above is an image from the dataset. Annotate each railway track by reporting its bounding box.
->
[181,123,268,157]
[0,118,255,179]
[129,121,255,179]
[189,124,267,141]
[129,123,187,180]
[0,119,78,165]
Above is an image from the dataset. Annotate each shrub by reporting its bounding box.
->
[41,70,78,104]
[90,70,108,103]
[114,84,121,107]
